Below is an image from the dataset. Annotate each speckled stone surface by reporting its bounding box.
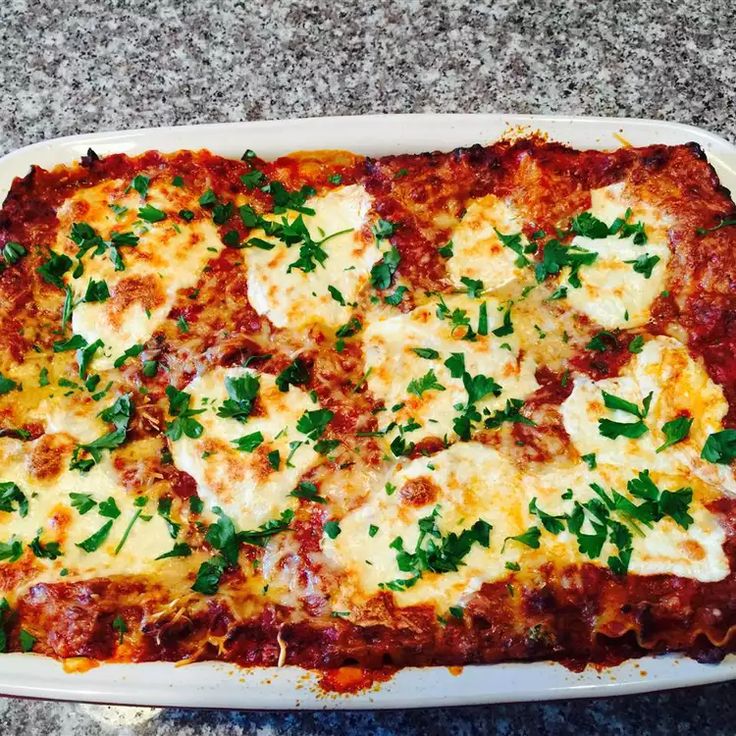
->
[1,0,736,732]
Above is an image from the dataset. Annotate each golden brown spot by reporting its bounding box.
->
[48,504,72,544]
[682,539,706,561]
[26,434,72,481]
[251,445,276,482]
[399,476,440,507]
[108,275,166,328]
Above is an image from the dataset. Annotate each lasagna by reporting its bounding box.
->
[0,137,735,677]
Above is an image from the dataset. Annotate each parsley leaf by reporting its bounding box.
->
[413,347,440,360]
[696,216,736,236]
[529,498,565,534]
[290,481,327,504]
[370,246,401,290]
[156,543,192,560]
[138,204,166,223]
[83,279,110,302]
[275,359,309,392]
[70,394,133,471]
[217,373,259,422]
[296,408,334,440]
[2,242,26,265]
[0,374,17,395]
[29,532,61,560]
[570,211,609,239]
[76,520,113,553]
[407,369,445,397]
[625,253,660,279]
[113,343,144,370]
[69,492,96,515]
[130,174,149,199]
[53,333,87,353]
[98,496,121,519]
[165,386,205,440]
[628,334,645,353]
[0,483,28,517]
[656,416,693,453]
[232,431,264,452]
[598,418,649,440]
[701,429,736,464]
[372,219,396,240]
[37,249,72,289]
[494,229,529,267]
[586,330,618,352]
[484,398,535,429]
[460,276,484,298]
[492,305,513,337]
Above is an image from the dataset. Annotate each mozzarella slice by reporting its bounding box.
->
[522,461,728,582]
[561,335,736,493]
[56,179,223,370]
[447,195,527,292]
[362,295,539,444]
[0,436,176,587]
[169,366,325,529]
[322,443,527,610]
[563,183,671,328]
[244,185,379,331]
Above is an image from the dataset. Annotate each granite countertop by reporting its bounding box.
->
[1,0,735,733]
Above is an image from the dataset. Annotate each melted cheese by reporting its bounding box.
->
[169,366,325,529]
[447,195,527,292]
[0,436,176,589]
[55,179,223,370]
[362,295,539,444]
[522,461,728,582]
[561,335,736,493]
[564,183,671,328]
[323,443,528,610]
[244,185,378,331]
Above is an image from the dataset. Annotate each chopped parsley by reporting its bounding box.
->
[29,531,62,560]
[372,219,396,240]
[0,483,27,517]
[625,253,660,279]
[701,429,736,465]
[370,246,401,290]
[696,216,736,236]
[83,278,110,302]
[69,492,96,515]
[232,431,264,452]
[275,358,309,392]
[217,373,259,422]
[484,398,535,429]
[413,347,440,360]
[379,506,491,591]
[407,369,445,397]
[296,408,334,440]
[323,521,341,539]
[2,242,26,265]
[164,386,205,440]
[112,614,128,644]
[628,334,645,354]
[492,304,514,337]
[70,394,133,471]
[0,374,18,395]
[37,249,72,288]
[438,240,454,258]
[460,276,484,298]
[656,416,693,453]
[76,520,113,553]
[113,343,144,369]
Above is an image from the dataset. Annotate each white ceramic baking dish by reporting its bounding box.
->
[1,114,735,709]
